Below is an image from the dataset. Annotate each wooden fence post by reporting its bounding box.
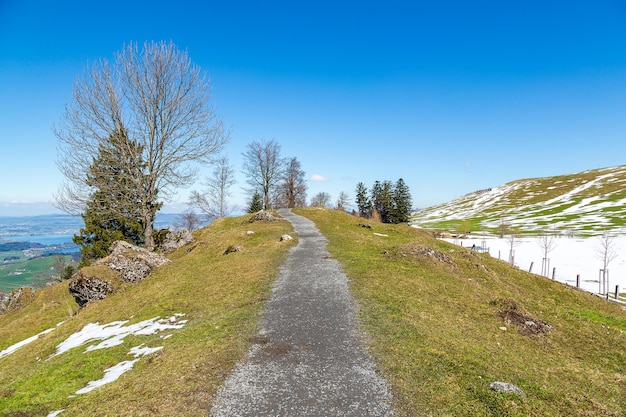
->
[615,285,620,300]
[576,274,580,288]
[529,262,534,273]
[552,267,556,280]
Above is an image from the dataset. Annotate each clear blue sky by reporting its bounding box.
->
[1,0,626,216]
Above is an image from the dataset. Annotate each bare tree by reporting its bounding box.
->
[189,156,236,219]
[506,231,520,265]
[596,231,618,294]
[536,229,557,277]
[335,191,351,211]
[277,157,307,208]
[174,208,203,231]
[241,139,284,210]
[54,41,227,250]
[310,192,331,207]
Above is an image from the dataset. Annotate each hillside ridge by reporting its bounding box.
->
[410,164,626,235]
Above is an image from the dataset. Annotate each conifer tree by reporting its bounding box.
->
[355,182,372,218]
[73,131,157,265]
[392,178,413,223]
[371,180,394,223]
[248,191,264,213]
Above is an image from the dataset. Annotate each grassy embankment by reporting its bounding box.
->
[296,208,625,417]
[0,215,294,416]
[1,208,625,416]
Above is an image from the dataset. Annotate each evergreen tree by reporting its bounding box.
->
[248,191,264,213]
[392,178,413,223]
[73,131,156,265]
[355,182,372,218]
[371,180,394,223]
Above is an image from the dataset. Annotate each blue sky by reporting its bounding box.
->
[1,1,626,216]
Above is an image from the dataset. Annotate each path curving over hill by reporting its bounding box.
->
[210,209,394,416]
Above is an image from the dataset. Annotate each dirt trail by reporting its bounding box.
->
[210,209,394,416]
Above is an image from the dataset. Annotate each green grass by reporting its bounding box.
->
[2,209,626,416]
[0,255,72,291]
[411,165,626,235]
[296,208,626,417]
[0,215,295,416]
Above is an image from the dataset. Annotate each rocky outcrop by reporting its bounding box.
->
[158,228,195,254]
[68,266,119,307]
[94,241,170,284]
[0,287,35,313]
[68,241,171,307]
[244,211,280,224]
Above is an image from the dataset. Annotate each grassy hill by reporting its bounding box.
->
[1,209,625,416]
[410,165,626,236]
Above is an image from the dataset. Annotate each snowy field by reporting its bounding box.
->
[443,235,626,297]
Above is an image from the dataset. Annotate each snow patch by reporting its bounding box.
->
[51,314,186,358]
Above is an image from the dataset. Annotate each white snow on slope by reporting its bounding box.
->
[0,321,64,360]
[74,345,164,395]
[444,235,626,296]
[51,314,186,358]
[412,165,626,234]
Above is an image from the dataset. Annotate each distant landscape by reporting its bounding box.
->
[0,213,183,292]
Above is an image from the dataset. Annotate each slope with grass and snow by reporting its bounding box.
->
[410,165,626,235]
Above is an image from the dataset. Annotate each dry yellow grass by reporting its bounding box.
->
[0,214,294,416]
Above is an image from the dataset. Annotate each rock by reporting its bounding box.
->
[357,223,372,229]
[489,381,526,398]
[280,234,293,241]
[158,228,195,254]
[224,244,242,255]
[244,211,279,224]
[0,287,35,313]
[95,241,170,284]
[68,268,117,307]
[246,230,255,236]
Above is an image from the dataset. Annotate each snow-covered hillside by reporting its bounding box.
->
[411,165,626,235]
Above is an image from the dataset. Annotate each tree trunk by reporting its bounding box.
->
[142,204,155,251]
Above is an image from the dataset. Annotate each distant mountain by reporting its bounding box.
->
[410,165,626,235]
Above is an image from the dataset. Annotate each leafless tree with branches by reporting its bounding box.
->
[54,41,227,250]
[596,231,618,294]
[277,157,307,208]
[241,139,285,210]
[189,156,236,219]
[536,229,557,276]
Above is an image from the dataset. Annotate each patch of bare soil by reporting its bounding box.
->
[493,298,553,336]
[388,242,456,266]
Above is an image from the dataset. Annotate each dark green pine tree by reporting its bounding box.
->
[355,182,372,218]
[392,178,413,223]
[73,130,155,265]
[371,180,395,223]
[248,191,264,213]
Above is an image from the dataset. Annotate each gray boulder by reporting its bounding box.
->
[68,269,116,307]
[0,287,35,313]
[95,241,170,283]
[489,381,526,398]
[158,228,195,254]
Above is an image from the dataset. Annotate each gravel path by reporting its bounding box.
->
[210,209,394,416]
